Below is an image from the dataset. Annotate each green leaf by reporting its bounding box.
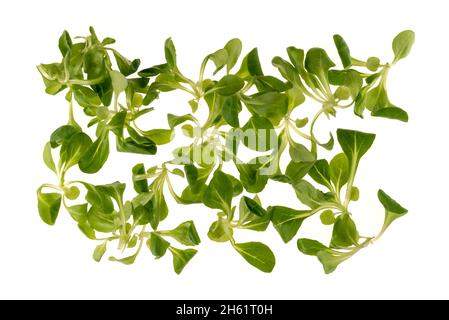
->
[308,159,332,189]
[378,189,408,232]
[73,86,102,107]
[138,63,171,77]
[236,158,270,193]
[141,129,174,145]
[372,106,408,122]
[271,57,302,87]
[328,69,362,99]
[117,127,157,155]
[109,70,128,95]
[87,206,115,233]
[255,75,292,93]
[224,38,242,73]
[132,163,149,193]
[350,186,359,201]
[93,242,107,262]
[109,253,138,265]
[162,221,201,246]
[79,134,110,174]
[108,111,126,137]
[320,210,336,225]
[78,222,96,240]
[169,247,197,274]
[241,116,276,152]
[37,189,62,225]
[317,251,351,274]
[330,214,359,248]
[237,196,270,231]
[132,202,153,225]
[294,117,308,128]
[209,48,228,75]
[297,238,333,256]
[65,203,88,223]
[59,132,92,170]
[165,37,177,69]
[289,141,315,163]
[167,113,196,129]
[329,153,349,190]
[147,232,170,259]
[236,48,263,79]
[333,35,351,68]
[50,125,80,148]
[243,92,288,125]
[202,170,233,213]
[233,242,275,273]
[221,95,242,127]
[208,218,233,242]
[392,30,415,63]
[58,30,72,57]
[43,142,56,173]
[304,48,335,85]
[226,173,243,196]
[83,48,105,79]
[150,189,168,229]
[113,50,140,76]
[215,75,244,96]
[83,183,114,213]
[285,161,315,184]
[292,180,330,209]
[336,129,376,172]
[269,206,310,243]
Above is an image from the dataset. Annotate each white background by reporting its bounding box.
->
[0,0,448,299]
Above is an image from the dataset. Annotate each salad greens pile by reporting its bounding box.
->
[37,27,414,274]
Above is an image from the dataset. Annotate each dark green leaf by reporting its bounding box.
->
[336,129,376,171]
[113,50,140,76]
[333,35,351,68]
[243,196,266,217]
[236,48,263,79]
[50,125,80,148]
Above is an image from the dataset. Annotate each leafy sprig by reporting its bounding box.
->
[37,27,414,274]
